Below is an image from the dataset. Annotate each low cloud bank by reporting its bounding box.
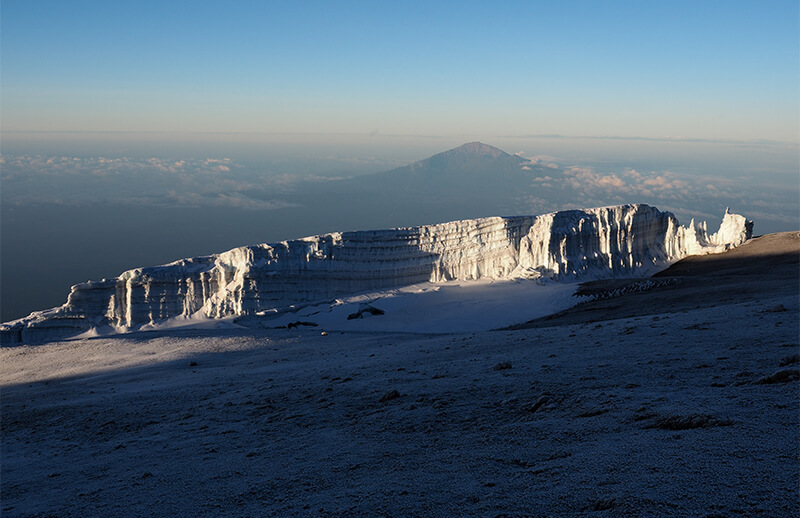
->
[0,155,290,210]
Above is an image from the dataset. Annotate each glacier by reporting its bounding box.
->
[0,204,752,344]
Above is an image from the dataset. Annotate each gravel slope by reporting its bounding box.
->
[518,231,799,328]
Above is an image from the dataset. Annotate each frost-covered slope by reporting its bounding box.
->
[1,204,752,343]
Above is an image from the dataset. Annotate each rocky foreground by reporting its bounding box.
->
[1,233,797,517]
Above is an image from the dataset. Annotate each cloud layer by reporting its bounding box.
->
[520,159,797,230]
[1,151,796,232]
[0,155,293,210]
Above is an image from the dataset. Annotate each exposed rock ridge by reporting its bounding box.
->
[1,204,752,344]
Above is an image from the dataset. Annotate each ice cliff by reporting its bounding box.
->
[1,204,752,344]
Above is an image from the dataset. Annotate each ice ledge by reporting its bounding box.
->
[1,204,753,344]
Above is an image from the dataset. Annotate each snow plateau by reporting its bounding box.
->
[1,204,752,343]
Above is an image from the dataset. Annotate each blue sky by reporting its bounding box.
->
[2,0,798,141]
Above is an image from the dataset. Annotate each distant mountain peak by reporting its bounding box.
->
[346,141,529,197]
[446,142,509,158]
[393,141,525,179]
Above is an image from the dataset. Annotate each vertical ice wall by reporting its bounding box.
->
[1,204,752,342]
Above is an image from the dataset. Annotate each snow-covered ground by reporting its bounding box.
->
[2,275,798,516]
[130,277,580,335]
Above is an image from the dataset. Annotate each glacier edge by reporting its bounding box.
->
[1,204,753,344]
